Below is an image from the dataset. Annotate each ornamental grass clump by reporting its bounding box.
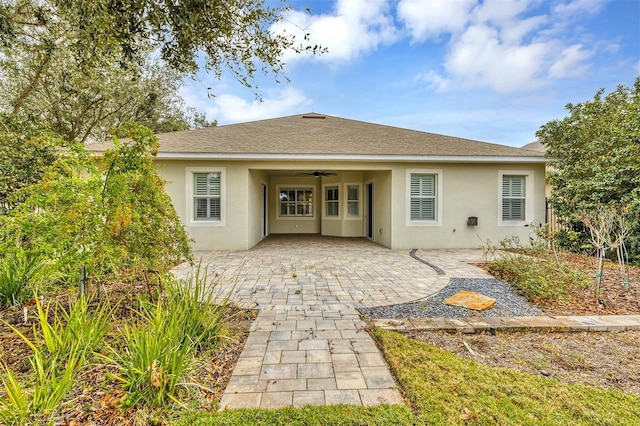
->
[0,252,52,308]
[0,294,114,424]
[106,267,229,408]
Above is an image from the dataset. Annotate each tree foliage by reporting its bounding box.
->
[537,77,640,264]
[0,0,307,141]
[1,30,212,142]
[99,123,191,279]
[0,113,59,213]
[0,123,191,285]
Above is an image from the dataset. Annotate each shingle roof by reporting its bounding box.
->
[86,113,545,159]
[521,141,547,153]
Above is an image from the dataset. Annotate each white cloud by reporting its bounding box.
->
[413,71,451,92]
[553,0,605,17]
[397,0,475,41]
[204,87,312,124]
[271,0,398,63]
[399,0,600,93]
[548,44,593,78]
[445,24,551,93]
[471,0,532,25]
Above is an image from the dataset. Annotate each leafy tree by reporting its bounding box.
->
[99,122,191,282]
[1,37,210,142]
[0,113,58,213]
[0,143,103,279]
[0,0,311,141]
[537,77,640,264]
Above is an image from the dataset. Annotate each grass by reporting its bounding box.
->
[171,329,639,425]
[175,405,415,426]
[371,328,640,426]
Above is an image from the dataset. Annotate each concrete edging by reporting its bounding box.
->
[372,315,640,333]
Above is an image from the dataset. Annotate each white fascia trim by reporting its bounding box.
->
[156,153,548,163]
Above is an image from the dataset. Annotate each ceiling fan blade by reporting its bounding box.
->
[293,171,337,177]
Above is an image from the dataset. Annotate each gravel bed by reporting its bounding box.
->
[359,278,546,319]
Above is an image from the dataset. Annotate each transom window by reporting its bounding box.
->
[193,172,221,221]
[502,175,526,221]
[325,186,339,217]
[279,188,313,216]
[410,174,436,221]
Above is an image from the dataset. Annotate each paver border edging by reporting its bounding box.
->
[409,249,446,276]
[372,315,640,334]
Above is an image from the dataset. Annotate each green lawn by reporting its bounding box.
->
[174,329,639,425]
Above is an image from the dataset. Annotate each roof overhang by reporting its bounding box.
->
[153,152,549,163]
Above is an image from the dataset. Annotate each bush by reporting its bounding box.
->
[0,122,191,290]
[487,252,589,304]
[0,252,52,307]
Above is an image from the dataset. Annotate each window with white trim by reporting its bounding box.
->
[410,174,436,221]
[325,186,339,217]
[346,185,360,217]
[279,187,313,216]
[193,172,221,221]
[502,175,526,221]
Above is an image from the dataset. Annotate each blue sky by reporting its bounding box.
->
[181,0,639,147]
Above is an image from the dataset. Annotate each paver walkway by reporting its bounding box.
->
[174,236,640,409]
[173,235,488,409]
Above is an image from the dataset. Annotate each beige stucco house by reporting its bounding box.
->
[90,113,548,250]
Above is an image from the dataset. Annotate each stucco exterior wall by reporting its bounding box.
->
[155,159,545,251]
[159,160,250,250]
[389,162,546,249]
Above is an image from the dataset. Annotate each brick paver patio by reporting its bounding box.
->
[173,235,489,409]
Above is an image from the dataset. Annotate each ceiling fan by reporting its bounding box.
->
[295,170,338,177]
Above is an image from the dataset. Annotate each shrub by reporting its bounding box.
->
[162,264,230,351]
[1,122,191,292]
[0,252,52,307]
[487,251,589,304]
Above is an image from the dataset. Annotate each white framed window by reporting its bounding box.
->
[499,171,534,226]
[324,185,339,217]
[406,169,443,226]
[345,184,361,219]
[186,167,226,226]
[279,187,314,217]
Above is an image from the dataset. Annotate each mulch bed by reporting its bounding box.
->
[0,282,255,425]
[408,251,640,397]
[513,252,639,316]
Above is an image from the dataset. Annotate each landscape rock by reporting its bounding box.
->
[444,291,496,311]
